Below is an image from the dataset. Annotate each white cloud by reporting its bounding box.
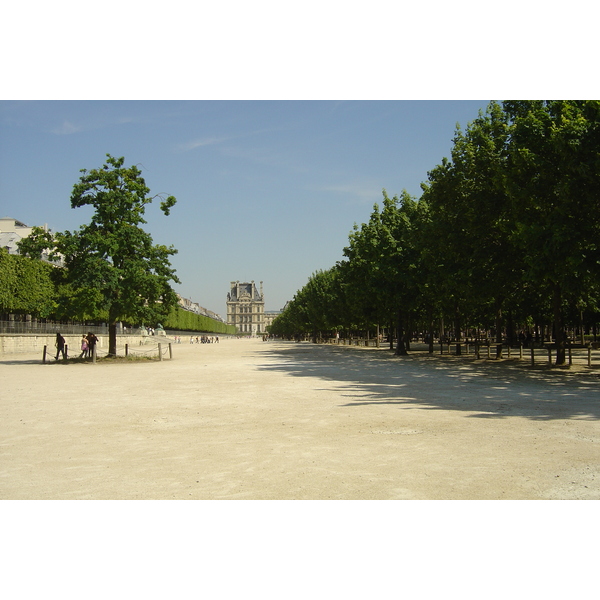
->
[50,120,82,135]
[318,182,382,204]
[175,137,228,152]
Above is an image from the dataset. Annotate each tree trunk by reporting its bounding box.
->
[552,283,566,365]
[507,309,515,347]
[428,307,435,354]
[108,321,118,357]
[454,305,462,356]
[495,300,503,358]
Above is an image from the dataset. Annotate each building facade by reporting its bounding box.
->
[226,281,265,334]
[1,217,47,255]
[0,217,63,265]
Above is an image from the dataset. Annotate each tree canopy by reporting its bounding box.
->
[18,154,181,354]
[271,101,600,365]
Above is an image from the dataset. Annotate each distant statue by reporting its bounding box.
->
[156,323,166,337]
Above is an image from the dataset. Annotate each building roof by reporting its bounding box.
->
[228,281,263,302]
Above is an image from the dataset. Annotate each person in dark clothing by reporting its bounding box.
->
[86,332,98,358]
[55,333,67,360]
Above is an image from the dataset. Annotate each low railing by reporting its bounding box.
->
[0,321,235,339]
[0,320,110,336]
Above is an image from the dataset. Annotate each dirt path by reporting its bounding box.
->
[1,338,598,499]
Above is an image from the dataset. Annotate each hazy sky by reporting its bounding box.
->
[1,100,493,315]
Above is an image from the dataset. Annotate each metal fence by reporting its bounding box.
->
[0,321,234,338]
[0,320,110,336]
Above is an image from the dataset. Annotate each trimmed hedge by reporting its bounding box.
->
[164,305,237,335]
[0,249,57,317]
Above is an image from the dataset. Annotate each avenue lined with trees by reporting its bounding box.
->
[269,101,600,366]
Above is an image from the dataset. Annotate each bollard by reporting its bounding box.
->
[520,344,523,360]
[158,343,163,361]
[507,345,511,358]
[169,343,173,360]
[64,344,68,361]
[125,344,129,357]
[92,344,97,364]
[588,347,592,368]
[43,345,47,363]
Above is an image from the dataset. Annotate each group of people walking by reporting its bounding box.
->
[189,335,219,344]
[54,332,98,360]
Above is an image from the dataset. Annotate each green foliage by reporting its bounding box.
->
[16,226,59,261]
[62,154,180,354]
[0,248,58,316]
[163,306,236,335]
[281,100,600,365]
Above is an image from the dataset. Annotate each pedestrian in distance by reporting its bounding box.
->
[79,334,89,358]
[86,332,98,359]
[55,332,67,360]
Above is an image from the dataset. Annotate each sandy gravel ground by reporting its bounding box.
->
[1,338,599,499]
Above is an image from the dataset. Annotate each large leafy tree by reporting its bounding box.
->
[504,101,600,364]
[24,154,180,355]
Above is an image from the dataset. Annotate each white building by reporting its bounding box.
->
[0,217,44,253]
[0,217,61,264]
[226,281,265,334]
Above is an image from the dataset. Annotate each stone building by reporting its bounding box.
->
[226,281,265,334]
[0,217,63,265]
[263,311,281,331]
[1,217,46,255]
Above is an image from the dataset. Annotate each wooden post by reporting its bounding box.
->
[158,343,163,361]
[568,345,572,366]
[487,342,491,359]
[547,346,552,365]
[519,344,523,360]
[169,343,173,359]
[125,344,129,357]
[64,344,68,361]
[531,347,535,366]
[92,344,97,364]
[43,345,47,363]
[588,346,592,368]
[507,345,511,359]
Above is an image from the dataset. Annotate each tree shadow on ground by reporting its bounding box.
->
[255,342,600,421]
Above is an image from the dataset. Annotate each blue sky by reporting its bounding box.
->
[1,4,595,317]
[1,100,493,315]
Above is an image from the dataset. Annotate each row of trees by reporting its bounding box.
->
[269,101,600,365]
[7,154,234,352]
